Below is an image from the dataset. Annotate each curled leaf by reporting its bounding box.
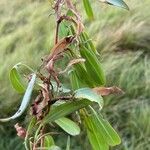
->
[60,58,85,74]
[74,88,103,109]
[9,63,34,93]
[65,0,84,35]
[93,86,124,96]
[99,0,129,10]
[0,74,36,122]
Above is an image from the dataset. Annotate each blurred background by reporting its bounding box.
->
[0,0,149,149]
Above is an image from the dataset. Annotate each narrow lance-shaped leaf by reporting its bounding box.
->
[68,69,83,90]
[42,100,91,124]
[99,0,129,10]
[90,107,121,146]
[80,46,106,86]
[80,32,98,54]
[82,110,109,150]
[82,0,94,19]
[0,74,36,122]
[73,63,95,87]
[55,117,80,136]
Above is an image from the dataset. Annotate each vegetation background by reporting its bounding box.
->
[0,0,149,149]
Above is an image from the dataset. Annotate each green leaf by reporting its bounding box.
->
[101,0,129,10]
[83,111,109,150]
[73,63,94,87]
[68,70,82,90]
[59,21,70,38]
[9,63,34,93]
[0,74,36,122]
[44,135,55,147]
[74,88,103,109]
[42,100,91,124]
[90,107,121,146]
[82,0,94,19]
[80,32,98,54]
[9,64,25,93]
[80,46,106,86]
[27,117,36,134]
[66,136,71,150]
[50,81,71,93]
[24,117,36,149]
[55,117,80,136]
[48,146,61,150]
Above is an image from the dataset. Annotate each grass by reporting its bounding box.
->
[0,0,150,149]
